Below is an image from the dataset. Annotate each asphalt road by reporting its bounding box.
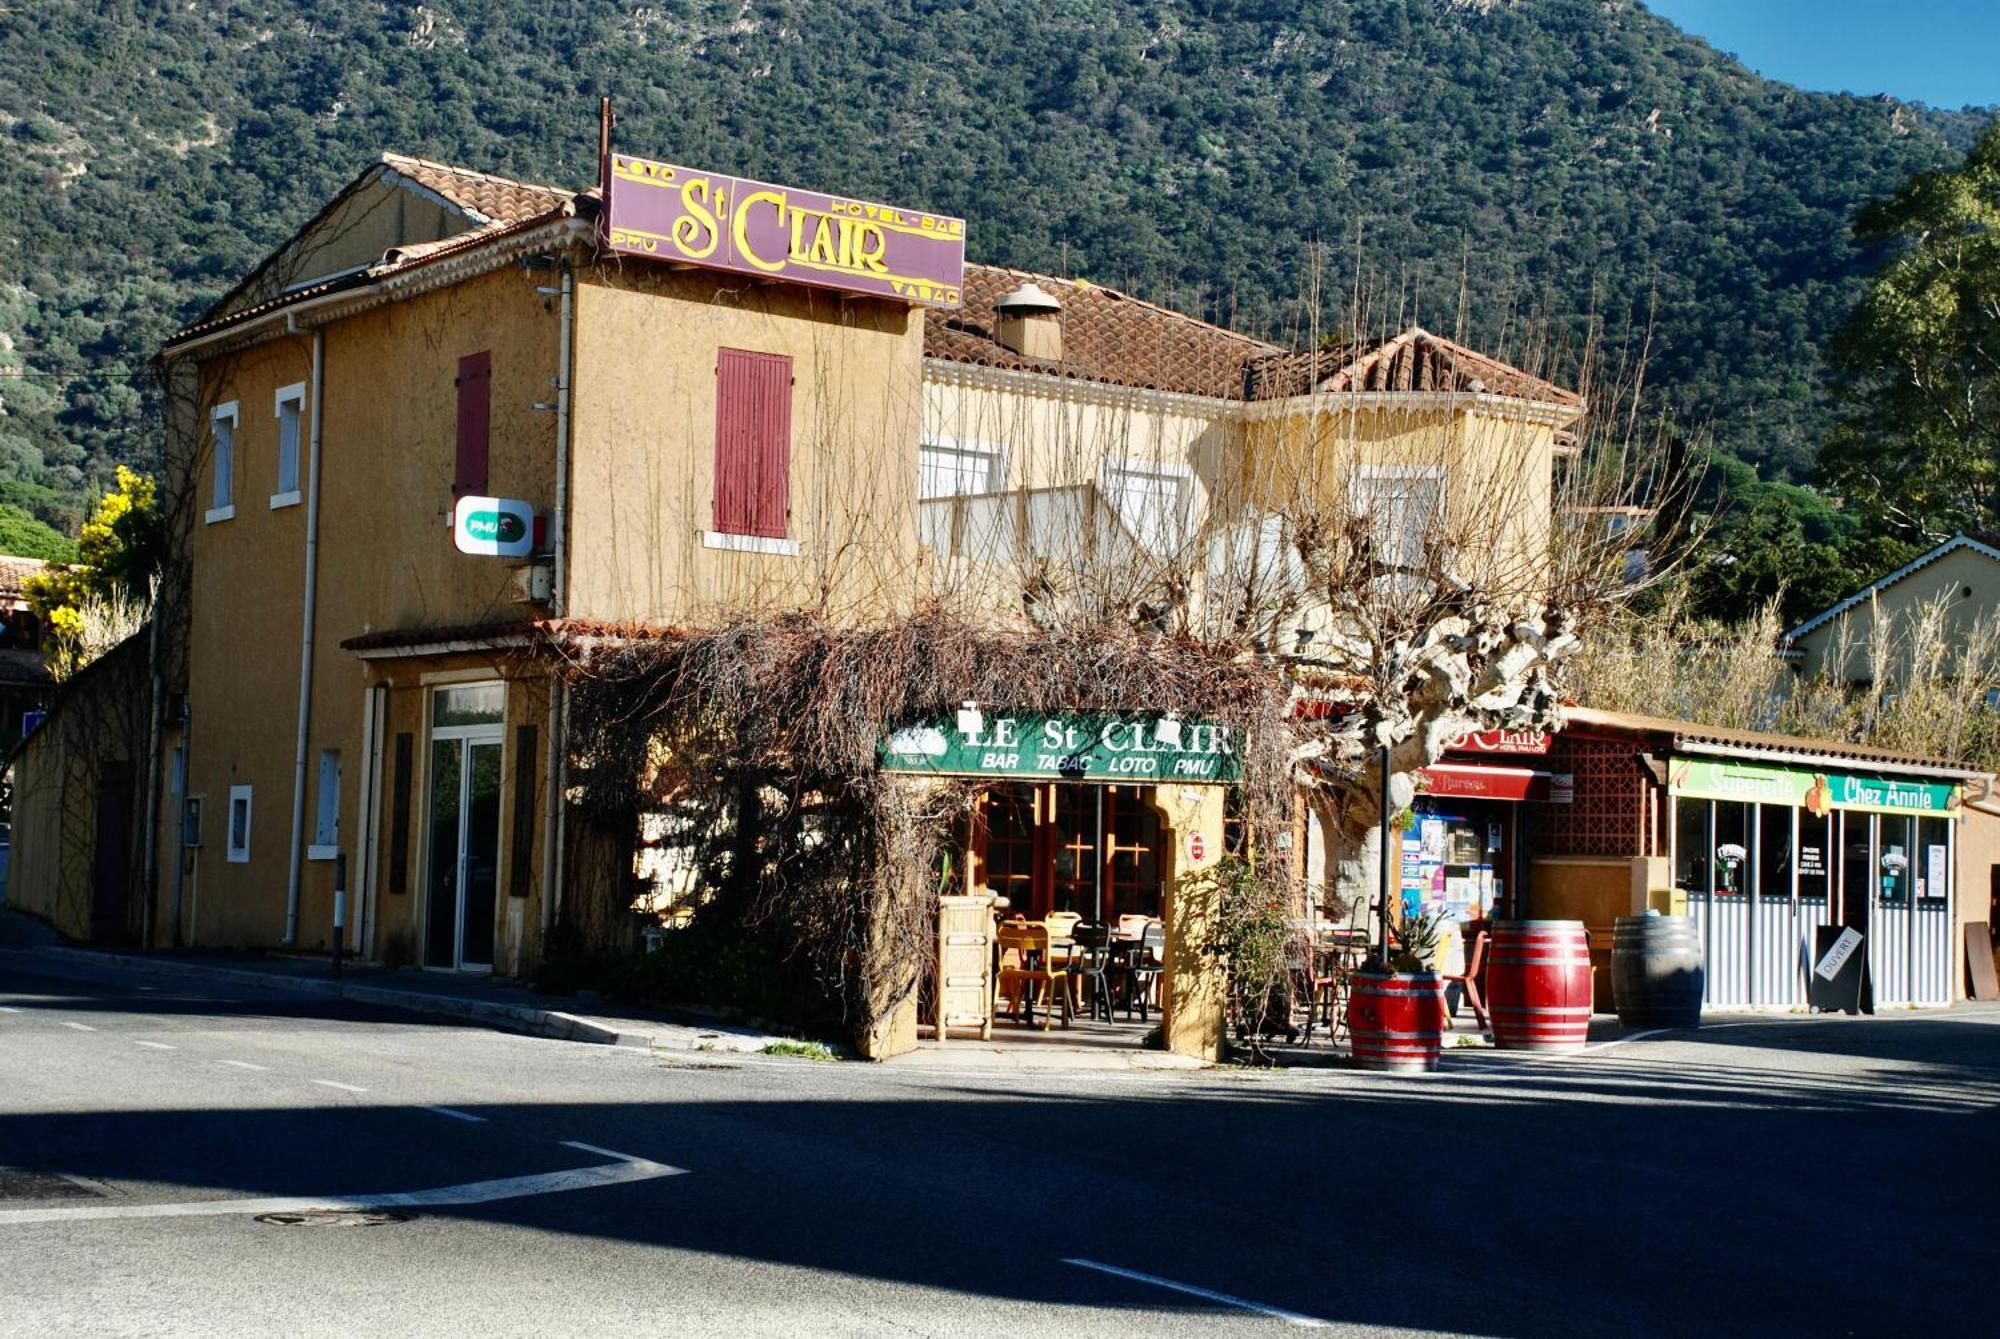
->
[1,961,1995,1338]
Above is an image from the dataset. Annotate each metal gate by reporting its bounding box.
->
[1688,890,1752,1006]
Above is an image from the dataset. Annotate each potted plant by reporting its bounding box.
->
[1347,906,1450,1072]
[1175,855,1300,1063]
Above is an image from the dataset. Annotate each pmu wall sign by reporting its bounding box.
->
[453,495,535,558]
[881,712,1240,783]
[603,153,966,308]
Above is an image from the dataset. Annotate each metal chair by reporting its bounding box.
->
[1067,922,1116,1022]
[1121,922,1167,1022]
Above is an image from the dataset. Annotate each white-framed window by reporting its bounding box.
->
[917,436,1004,499]
[1101,459,1191,557]
[1351,464,1445,571]
[206,401,238,523]
[308,749,341,860]
[272,382,305,507]
[226,784,253,863]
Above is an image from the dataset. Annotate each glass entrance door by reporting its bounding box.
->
[423,684,505,972]
[974,782,1165,922]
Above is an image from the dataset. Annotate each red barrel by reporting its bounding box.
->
[1347,971,1447,1072]
[1487,920,1593,1052]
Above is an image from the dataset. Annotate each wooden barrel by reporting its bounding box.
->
[1487,920,1593,1052]
[1611,914,1704,1029]
[1347,971,1447,1072]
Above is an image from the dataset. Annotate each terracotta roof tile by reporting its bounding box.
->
[339,617,685,657]
[0,554,50,602]
[340,620,538,654]
[168,155,1575,417]
[1246,328,1583,407]
[378,153,576,227]
[924,266,1281,398]
[1562,706,1987,777]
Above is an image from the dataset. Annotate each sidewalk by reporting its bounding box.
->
[0,911,796,1057]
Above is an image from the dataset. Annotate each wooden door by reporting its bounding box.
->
[89,762,135,943]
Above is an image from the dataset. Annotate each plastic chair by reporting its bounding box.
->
[995,922,1071,1030]
[1441,929,1491,1034]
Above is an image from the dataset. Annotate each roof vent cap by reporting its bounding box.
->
[994,282,1063,315]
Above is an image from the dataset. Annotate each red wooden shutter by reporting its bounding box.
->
[714,348,792,539]
[454,351,492,496]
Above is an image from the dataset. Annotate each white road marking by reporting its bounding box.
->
[1573,1028,1671,1055]
[0,1145,687,1226]
[131,1040,176,1051]
[0,1006,21,1013]
[311,1080,367,1093]
[59,1022,96,1032]
[423,1106,486,1123]
[218,1060,269,1072]
[1063,1259,1327,1328]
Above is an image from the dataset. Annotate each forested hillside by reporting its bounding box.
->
[0,0,1988,532]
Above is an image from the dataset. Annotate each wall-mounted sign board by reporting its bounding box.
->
[881,712,1239,784]
[1670,757,1960,817]
[1443,727,1552,755]
[603,153,966,308]
[1421,762,1572,804]
[453,496,535,558]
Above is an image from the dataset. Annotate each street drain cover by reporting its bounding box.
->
[0,1168,101,1201]
[254,1208,412,1227]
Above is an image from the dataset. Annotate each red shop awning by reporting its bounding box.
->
[1421,763,1573,804]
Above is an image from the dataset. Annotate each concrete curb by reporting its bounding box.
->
[0,946,646,1048]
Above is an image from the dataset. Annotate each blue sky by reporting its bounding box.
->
[1647,1,2000,109]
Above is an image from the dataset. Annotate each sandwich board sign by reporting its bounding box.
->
[1808,925,1868,1015]
[453,496,535,558]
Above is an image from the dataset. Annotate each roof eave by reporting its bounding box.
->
[160,212,591,359]
[1782,533,2000,643]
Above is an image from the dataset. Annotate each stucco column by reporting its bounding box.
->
[854,776,934,1060]
[1162,784,1229,1061]
[858,990,920,1059]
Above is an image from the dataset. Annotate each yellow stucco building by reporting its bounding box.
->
[7,150,1591,1057]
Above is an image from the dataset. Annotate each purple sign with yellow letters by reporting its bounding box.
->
[602,153,965,308]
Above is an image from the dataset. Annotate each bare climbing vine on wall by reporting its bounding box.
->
[551,608,1295,1040]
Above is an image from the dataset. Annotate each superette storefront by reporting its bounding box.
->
[1496,709,1989,1012]
[1668,755,1964,1009]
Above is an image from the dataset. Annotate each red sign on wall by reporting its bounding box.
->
[1421,763,1573,804]
[1443,727,1552,755]
[1186,830,1208,862]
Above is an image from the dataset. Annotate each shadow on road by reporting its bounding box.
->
[2,1011,1996,1336]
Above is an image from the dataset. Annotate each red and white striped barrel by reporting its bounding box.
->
[1347,971,1447,1072]
[1487,920,1593,1052]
